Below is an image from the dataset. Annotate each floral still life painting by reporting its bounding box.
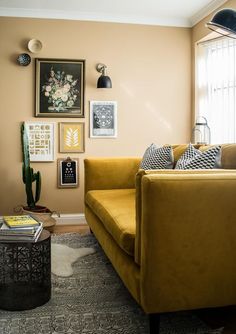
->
[59,122,85,153]
[35,59,85,117]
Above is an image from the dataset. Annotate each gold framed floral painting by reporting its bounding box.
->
[35,58,85,117]
[59,122,85,153]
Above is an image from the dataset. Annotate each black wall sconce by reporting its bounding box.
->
[96,63,112,88]
[206,8,236,38]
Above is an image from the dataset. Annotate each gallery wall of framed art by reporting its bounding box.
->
[23,57,118,191]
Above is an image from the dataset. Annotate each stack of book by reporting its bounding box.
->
[0,215,43,242]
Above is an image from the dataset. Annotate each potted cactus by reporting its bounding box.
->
[20,122,56,230]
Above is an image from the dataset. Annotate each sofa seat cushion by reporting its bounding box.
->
[85,189,135,256]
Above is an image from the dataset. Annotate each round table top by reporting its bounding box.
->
[37,229,50,242]
[0,229,50,245]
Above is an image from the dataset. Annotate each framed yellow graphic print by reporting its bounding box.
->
[59,122,85,153]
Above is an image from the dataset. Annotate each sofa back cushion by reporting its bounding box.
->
[84,158,141,194]
[171,144,236,169]
[199,144,236,169]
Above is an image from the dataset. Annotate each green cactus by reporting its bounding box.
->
[21,122,41,209]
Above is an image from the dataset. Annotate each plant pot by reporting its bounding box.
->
[16,205,57,233]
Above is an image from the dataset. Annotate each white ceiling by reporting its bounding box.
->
[0,0,228,27]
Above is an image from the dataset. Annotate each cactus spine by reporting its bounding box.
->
[21,122,41,209]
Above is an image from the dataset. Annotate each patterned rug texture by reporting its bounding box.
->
[0,233,223,334]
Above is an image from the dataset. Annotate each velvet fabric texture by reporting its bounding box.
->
[140,172,236,312]
[86,189,136,256]
[85,205,141,304]
[84,144,236,314]
[84,157,141,194]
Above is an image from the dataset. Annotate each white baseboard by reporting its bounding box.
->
[52,213,87,226]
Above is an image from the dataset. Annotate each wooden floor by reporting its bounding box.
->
[53,224,90,235]
[53,224,236,333]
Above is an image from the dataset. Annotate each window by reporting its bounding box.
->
[196,37,236,144]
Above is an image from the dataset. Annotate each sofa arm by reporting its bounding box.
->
[135,168,236,264]
[84,157,141,193]
[139,172,236,313]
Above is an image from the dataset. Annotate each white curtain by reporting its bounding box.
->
[196,37,236,144]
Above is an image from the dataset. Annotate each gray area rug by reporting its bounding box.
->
[0,233,223,334]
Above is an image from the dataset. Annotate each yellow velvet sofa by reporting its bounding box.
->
[84,144,236,333]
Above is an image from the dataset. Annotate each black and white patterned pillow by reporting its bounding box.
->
[175,143,221,170]
[140,144,174,170]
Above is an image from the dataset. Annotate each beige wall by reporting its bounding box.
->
[0,17,191,215]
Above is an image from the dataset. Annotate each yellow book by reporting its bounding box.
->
[3,215,39,228]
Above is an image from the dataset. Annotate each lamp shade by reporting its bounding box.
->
[97,75,112,88]
[206,8,236,38]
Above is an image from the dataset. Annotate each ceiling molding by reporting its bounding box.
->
[0,7,191,27]
[190,0,228,27]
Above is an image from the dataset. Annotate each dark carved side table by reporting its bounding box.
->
[0,230,51,311]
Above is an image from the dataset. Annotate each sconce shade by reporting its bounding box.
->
[206,8,236,38]
[97,75,112,88]
[96,63,112,88]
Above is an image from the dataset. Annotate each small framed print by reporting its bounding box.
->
[59,122,85,153]
[57,157,79,188]
[25,122,55,162]
[90,101,117,138]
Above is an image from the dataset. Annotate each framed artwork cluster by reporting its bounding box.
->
[25,57,118,188]
[25,122,84,162]
[25,121,84,188]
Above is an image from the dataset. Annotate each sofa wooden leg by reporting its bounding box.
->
[89,228,93,234]
[149,313,160,334]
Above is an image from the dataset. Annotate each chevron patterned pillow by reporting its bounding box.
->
[140,144,174,170]
[175,143,221,170]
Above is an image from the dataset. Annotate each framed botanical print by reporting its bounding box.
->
[35,58,85,117]
[59,122,85,153]
[25,122,55,162]
[90,101,117,138]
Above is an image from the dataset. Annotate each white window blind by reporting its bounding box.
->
[196,37,236,144]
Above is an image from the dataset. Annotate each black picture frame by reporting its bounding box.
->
[35,58,85,118]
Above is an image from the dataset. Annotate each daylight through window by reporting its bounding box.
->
[196,37,236,144]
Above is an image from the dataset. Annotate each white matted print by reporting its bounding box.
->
[90,101,117,138]
[25,122,55,161]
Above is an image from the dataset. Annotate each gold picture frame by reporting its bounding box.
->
[59,122,85,153]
